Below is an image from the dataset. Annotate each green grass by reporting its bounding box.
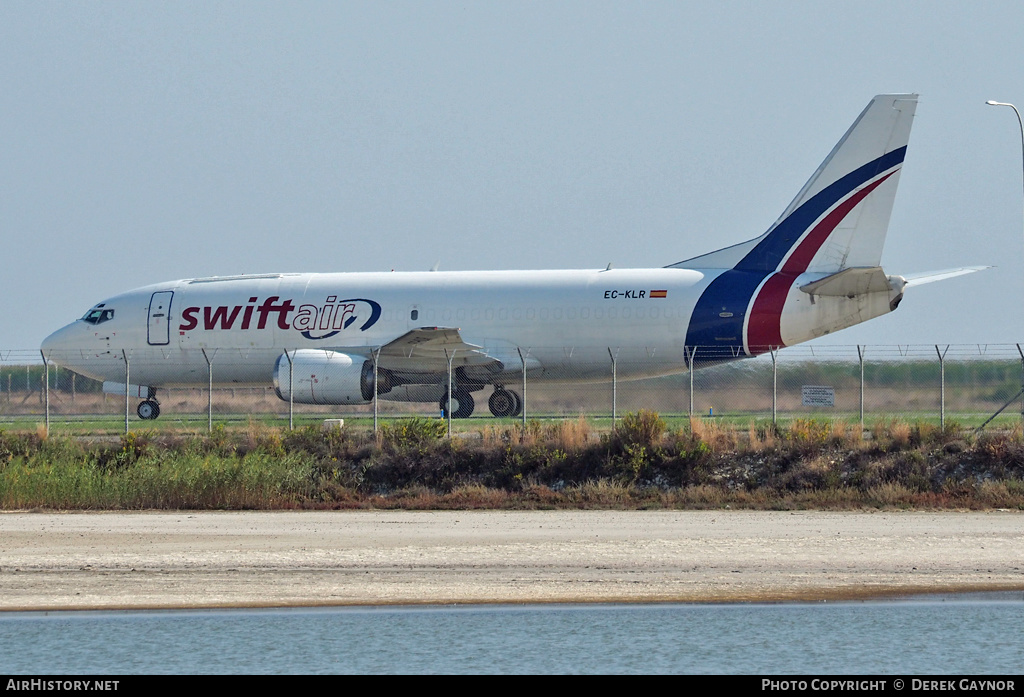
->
[3,413,1024,511]
[11,407,1024,439]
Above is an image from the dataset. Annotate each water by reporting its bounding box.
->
[2,595,1022,674]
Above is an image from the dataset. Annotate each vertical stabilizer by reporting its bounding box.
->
[678,94,918,357]
[670,94,917,272]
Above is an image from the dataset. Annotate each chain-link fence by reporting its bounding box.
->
[7,345,1024,434]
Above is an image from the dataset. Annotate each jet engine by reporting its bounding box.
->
[273,349,374,404]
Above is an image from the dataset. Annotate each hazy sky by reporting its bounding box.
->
[2,1,1022,350]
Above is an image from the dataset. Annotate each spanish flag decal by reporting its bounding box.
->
[649,289,668,299]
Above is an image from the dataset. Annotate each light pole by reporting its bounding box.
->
[986,100,1024,240]
[988,100,1024,426]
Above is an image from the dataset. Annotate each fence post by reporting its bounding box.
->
[1016,344,1024,425]
[857,345,865,429]
[445,349,455,437]
[40,351,49,436]
[687,346,696,417]
[770,347,778,426]
[936,345,948,429]
[283,349,294,431]
[122,349,130,434]
[608,348,617,425]
[372,347,381,433]
[517,347,527,432]
[201,349,213,433]
[1017,344,1024,425]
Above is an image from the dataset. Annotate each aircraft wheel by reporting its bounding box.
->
[488,388,520,418]
[440,391,475,419]
[137,400,161,420]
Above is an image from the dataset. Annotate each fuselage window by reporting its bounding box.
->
[411,310,419,321]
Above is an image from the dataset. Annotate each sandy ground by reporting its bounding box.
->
[0,510,1022,611]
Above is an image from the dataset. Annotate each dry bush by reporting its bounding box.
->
[563,480,634,506]
[480,424,518,448]
[886,420,912,448]
[746,421,779,452]
[828,420,865,448]
[547,415,592,451]
[843,422,865,448]
[676,484,729,506]
[242,419,284,455]
[786,419,832,450]
[776,454,842,491]
[519,483,564,507]
[974,480,1024,509]
[866,482,917,507]
[513,420,544,448]
[689,416,737,450]
[440,484,511,508]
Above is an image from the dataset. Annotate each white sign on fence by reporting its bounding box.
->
[801,385,835,407]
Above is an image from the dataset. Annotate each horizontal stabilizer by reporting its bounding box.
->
[902,266,991,286]
[800,267,893,297]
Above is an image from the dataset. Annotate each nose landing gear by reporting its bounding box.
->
[137,396,161,420]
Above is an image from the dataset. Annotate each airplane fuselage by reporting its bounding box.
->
[42,266,901,388]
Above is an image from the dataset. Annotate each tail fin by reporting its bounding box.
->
[679,94,919,358]
[671,93,918,272]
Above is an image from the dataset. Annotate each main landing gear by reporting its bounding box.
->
[440,390,475,419]
[487,387,522,418]
[439,387,523,419]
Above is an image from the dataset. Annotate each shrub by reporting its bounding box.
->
[615,410,666,449]
[378,417,448,450]
[786,419,831,448]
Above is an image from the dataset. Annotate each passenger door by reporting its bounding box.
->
[147,291,174,346]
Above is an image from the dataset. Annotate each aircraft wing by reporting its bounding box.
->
[374,327,502,376]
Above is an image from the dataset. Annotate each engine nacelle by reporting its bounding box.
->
[273,350,373,405]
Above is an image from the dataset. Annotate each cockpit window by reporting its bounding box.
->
[81,308,115,325]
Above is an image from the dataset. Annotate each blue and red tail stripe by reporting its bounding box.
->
[683,147,906,358]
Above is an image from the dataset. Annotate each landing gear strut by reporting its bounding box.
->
[488,387,522,418]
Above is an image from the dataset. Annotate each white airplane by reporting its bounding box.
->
[41,93,984,420]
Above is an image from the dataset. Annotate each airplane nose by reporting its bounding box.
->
[40,323,78,358]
